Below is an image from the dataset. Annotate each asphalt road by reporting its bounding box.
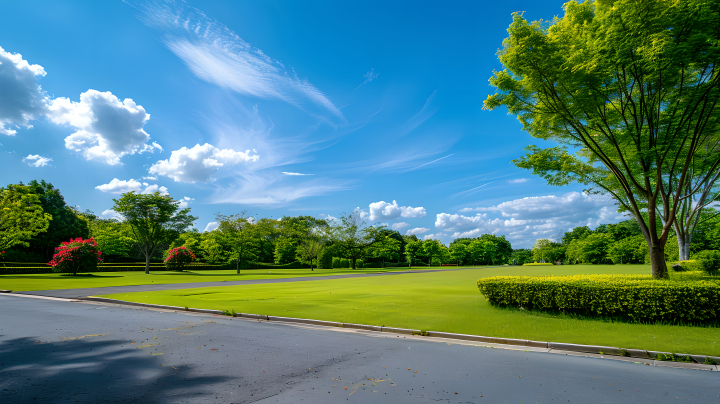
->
[17,267,472,299]
[1,295,717,404]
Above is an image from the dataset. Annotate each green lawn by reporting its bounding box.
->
[0,266,443,292]
[101,264,720,357]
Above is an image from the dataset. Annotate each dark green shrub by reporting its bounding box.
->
[317,248,333,269]
[477,274,720,324]
[355,259,364,269]
[691,250,720,275]
[332,257,341,268]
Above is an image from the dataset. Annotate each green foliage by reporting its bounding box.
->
[332,257,341,269]
[607,235,647,264]
[89,219,136,258]
[339,258,350,268]
[510,249,533,265]
[326,210,386,269]
[274,237,297,265]
[0,185,52,252]
[690,250,720,275]
[485,0,720,278]
[317,247,333,269]
[112,192,197,273]
[355,259,364,269]
[532,239,565,263]
[478,274,720,324]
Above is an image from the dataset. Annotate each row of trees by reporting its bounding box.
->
[1,181,516,272]
[528,212,720,265]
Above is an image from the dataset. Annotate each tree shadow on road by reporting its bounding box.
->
[0,336,232,403]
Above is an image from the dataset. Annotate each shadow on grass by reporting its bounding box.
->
[0,336,232,403]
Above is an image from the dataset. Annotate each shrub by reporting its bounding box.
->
[48,238,102,275]
[690,250,720,275]
[332,257,341,268]
[317,248,333,269]
[339,258,350,268]
[355,259,364,269]
[477,274,720,324]
[522,263,553,266]
[164,247,196,271]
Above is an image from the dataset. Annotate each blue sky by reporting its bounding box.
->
[0,0,627,248]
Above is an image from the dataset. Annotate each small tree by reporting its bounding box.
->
[112,192,196,274]
[297,239,323,270]
[326,211,385,269]
[0,185,52,253]
[404,240,421,268]
[48,237,102,275]
[164,246,196,271]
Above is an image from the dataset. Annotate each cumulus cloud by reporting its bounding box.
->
[0,46,48,136]
[178,196,194,209]
[101,209,122,221]
[48,90,161,165]
[391,222,411,231]
[22,154,52,167]
[204,221,219,232]
[95,178,168,195]
[149,143,259,183]
[406,227,430,236]
[439,192,627,247]
[367,200,426,222]
[140,1,344,123]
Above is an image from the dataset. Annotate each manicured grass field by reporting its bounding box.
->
[0,266,442,292]
[102,264,720,356]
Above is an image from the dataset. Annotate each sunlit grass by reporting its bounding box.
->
[102,264,720,356]
[0,265,445,291]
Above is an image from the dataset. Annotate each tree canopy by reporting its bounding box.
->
[0,185,52,253]
[485,0,720,278]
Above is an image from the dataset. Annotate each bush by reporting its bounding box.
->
[332,257,341,268]
[317,248,333,269]
[522,263,553,266]
[339,258,350,268]
[355,259,364,269]
[477,274,720,324]
[164,247,196,271]
[48,238,102,275]
[690,250,720,275]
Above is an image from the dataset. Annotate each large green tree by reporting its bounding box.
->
[0,185,52,253]
[112,192,196,274]
[326,211,386,269]
[485,0,720,278]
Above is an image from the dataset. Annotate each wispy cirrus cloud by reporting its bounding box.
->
[354,68,379,90]
[139,0,345,124]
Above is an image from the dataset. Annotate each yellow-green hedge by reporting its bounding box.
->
[477,274,720,324]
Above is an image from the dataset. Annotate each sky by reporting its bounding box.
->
[0,0,629,248]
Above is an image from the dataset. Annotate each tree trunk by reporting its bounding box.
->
[649,243,668,279]
[351,257,356,269]
[145,253,150,274]
[677,232,691,262]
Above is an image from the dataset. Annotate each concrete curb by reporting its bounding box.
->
[74,296,719,370]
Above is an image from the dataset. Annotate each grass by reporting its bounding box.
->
[0,265,446,292]
[100,264,720,357]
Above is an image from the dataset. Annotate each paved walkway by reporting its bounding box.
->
[19,266,489,299]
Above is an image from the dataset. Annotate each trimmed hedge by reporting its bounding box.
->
[0,263,229,274]
[522,263,554,266]
[477,274,720,324]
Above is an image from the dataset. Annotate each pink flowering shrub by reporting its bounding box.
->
[164,247,196,271]
[48,238,103,275]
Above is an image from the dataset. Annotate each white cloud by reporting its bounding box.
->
[282,172,314,176]
[0,46,48,136]
[95,178,168,195]
[48,90,160,165]
[438,192,627,247]
[367,200,426,221]
[101,209,122,221]
[204,221,219,232]
[22,154,52,167]
[141,1,344,124]
[423,233,445,241]
[211,172,352,205]
[149,143,259,183]
[507,178,529,184]
[143,176,157,180]
[406,227,430,236]
[178,196,194,209]
[391,222,411,231]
